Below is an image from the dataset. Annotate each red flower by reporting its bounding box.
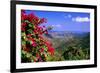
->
[45,41,52,47]
[21,13,27,21]
[32,41,37,47]
[28,38,35,42]
[23,47,31,52]
[38,18,47,24]
[48,47,54,55]
[40,48,44,52]
[36,53,40,58]
[27,34,32,37]
[45,41,54,55]
[21,10,47,25]
[28,38,37,47]
[33,26,44,35]
[21,10,56,62]
[22,22,27,27]
[27,13,37,23]
[36,53,43,62]
[21,22,27,31]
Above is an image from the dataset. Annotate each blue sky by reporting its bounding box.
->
[24,10,90,32]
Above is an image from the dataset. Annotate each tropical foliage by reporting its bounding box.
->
[21,10,55,62]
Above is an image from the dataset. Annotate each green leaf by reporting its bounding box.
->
[27,29,33,34]
[25,20,30,23]
[22,40,26,45]
[22,50,26,55]
[43,46,47,51]
[26,53,32,58]
[26,40,31,45]
[21,32,25,36]
[28,23,33,28]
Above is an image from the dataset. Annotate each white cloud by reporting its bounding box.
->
[72,17,90,22]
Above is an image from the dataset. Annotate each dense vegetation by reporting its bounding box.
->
[55,33,90,60]
[44,32,90,61]
[21,10,55,62]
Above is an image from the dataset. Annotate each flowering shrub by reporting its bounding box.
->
[21,10,55,62]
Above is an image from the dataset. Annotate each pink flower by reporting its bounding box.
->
[40,48,44,52]
[21,22,27,31]
[32,41,37,47]
[48,47,54,55]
